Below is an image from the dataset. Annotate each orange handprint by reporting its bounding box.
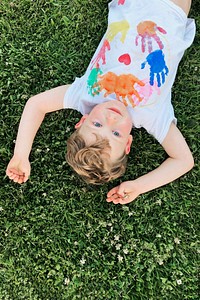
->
[93,72,145,107]
[135,21,167,53]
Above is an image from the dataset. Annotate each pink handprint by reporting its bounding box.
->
[135,21,167,53]
[90,39,110,69]
[132,78,160,106]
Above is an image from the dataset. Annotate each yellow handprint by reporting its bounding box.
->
[106,20,130,43]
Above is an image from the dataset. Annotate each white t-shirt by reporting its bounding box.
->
[64,0,195,143]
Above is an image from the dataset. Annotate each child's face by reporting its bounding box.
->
[75,101,133,162]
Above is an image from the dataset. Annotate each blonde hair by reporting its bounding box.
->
[66,129,128,185]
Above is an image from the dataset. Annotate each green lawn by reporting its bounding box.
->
[0,0,199,299]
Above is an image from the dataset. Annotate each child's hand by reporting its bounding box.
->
[6,155,31,184]
[106,180,141,205]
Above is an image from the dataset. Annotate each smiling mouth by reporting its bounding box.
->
[108,108,122,115]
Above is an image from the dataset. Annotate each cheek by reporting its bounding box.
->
[121,119,132,133]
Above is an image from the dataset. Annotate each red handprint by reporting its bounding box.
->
[90,39,110,70]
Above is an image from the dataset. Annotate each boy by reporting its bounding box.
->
[6,0,195,204]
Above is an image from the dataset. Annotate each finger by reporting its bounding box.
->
[119,198,131,205]
[13,176,21,183]
[106,198,113,202]
[110,193,120,200]
[107,194,123,204]
[113,199,121,204]
[107,186,119,197]
[6,169,15,178]
[8,171,21,179]
[116,185,127,197]
[106,193,123,202]
[7,168,19,175]
[9,173,20,180]
[6,168,13,177]
[23,173,30,182]
[19,177,26,184]
[106,198,120,204]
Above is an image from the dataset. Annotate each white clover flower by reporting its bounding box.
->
[158,259,164,265]
[114,235,120,241]
[66,127,71,133]
[42,193,47,197]
[64,278,70,285]
[176,279,182,285]
[80,258,86,265]
[174,238,181,244]
[155,199,162,205]
[123,249,129,254]
[156,234,162,238]
[0,207,4,212]
[110,240,115,245]
[107,222,113,227]
[21,94,28,100]
[122,206,129,211]
[118,255,123,262]
[74,241,78,246]
[115,244,122,250]
[128,212,133,216]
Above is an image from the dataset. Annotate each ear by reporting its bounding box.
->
[74,115,88,129]
[125,135,133,154]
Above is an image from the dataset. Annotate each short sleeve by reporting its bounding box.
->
[63,77,83,110]
[144,102,177,144]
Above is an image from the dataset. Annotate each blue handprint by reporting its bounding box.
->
[141,50,169,87]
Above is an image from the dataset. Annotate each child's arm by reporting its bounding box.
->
[6,85,70,184]
[107,123,194,204]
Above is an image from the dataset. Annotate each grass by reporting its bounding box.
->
[0,0,199,299]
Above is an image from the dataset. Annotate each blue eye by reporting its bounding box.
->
[113,131,120,137]
[93,122,102,128]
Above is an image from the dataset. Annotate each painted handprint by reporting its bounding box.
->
[90,39,110,70]
[141,50,169,87]
[90,20,130,70]
[106,20,130,43]
[87,67,103,96]
[132,78,161,106]
[92,72,145,107]
[135,21,167,53]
